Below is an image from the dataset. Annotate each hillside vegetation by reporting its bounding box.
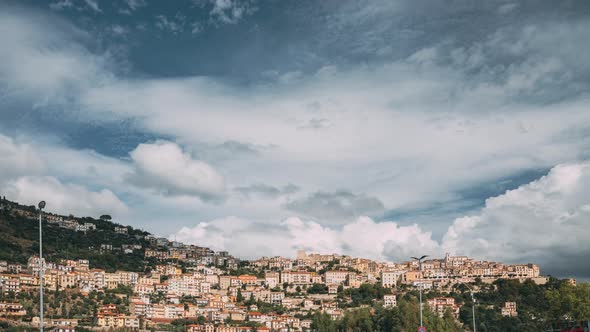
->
[0,200,152,272]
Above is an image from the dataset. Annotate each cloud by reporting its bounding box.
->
[208,0,256,24]
[497,3,518,15]
[2,1,590,279]
[284,191,385,223]
[174,162,590,277]
[155,14,185,34]
[0,133,130,194]
[235,183,299,199]
[109,25,128,36]
[442,163,590,277]
[123,0,146,11]
[173,216,438,262]
[82,0,101,13]
[0,135,45,184]
[4,7,589,222]
[0,8,111,102]
[49,0,73,11]
[4,176,127,218]
[127,141,225,201]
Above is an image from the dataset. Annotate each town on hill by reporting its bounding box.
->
[0,197,588,332]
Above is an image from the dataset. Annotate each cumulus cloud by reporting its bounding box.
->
[443,163,590,277]
[4,176,127,217]
[0,133,131,218]
[0,135,45,184]
[174,162,590,277]
[127,141,225,201]
[2,1,590,279]
[285,191,385,223]
[173,216,438,262]
[5,5,590,220]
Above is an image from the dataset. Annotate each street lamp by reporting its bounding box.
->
[38,200,46,332]
[411,255,428,329]
[455,279,477,332]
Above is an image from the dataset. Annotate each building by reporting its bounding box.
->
[0,303,27,317]
[114,226,128,234]
[281,271,313,285]
[187,324,215,332]
[265,271,280,288]
[76,223,96,232]
[501,302,518,317]
[325,271,349,285]
[381,270,404,288]
[0,274,21,294]
[383,294,397,308]
[427,297,460,318]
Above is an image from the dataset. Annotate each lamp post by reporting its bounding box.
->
[38,200,46,332]
[455,279,477,332]
[411,255,428,329]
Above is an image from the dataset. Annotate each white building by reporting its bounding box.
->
[383,294,397,308]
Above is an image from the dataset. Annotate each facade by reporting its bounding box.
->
[325,271,349,285]
[427,297,460,318]
[381,270,404,287]
[501,302,518,317]
[383,294,397,308]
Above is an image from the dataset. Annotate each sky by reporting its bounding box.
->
[1,0,590,279]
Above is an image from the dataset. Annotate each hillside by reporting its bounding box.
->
[0,197,154,272]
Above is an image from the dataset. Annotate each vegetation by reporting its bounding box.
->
[311,300,462,332]
[0,203,151,272]
[342,283,392,307]
[454,278,590,331]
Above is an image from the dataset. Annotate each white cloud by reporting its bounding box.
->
[124,0,146,11]
[110,24,128,36]
[127,141,225,201]
[0,133,132,218]
[173,216,438,262]
[173,162,590,277]
[443,163,590,276]
[49,0,73,11]
[3,7,590,219]
[82,0,101,13]
[0,9,111,103]
[209,0,256,24]
[155,15,185,34]
[2,3,590,278]
[4,176,127,218]
[0,135,45,184]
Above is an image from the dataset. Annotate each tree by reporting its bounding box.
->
[99,215,112,221]
[237,288,244,303]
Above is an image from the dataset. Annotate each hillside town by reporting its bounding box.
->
[1,248,544,332]
[0,201,549,331]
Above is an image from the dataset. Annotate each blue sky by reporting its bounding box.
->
[1,0,590,278]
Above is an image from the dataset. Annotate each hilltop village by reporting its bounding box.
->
[0,198,551,331]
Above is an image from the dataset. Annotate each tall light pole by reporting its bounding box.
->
[38,200,46,332]
[411,255,428,329]
[456,280,477,332]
